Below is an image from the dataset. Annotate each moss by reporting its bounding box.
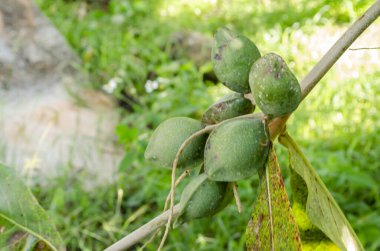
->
[245,150,302,250]
[291,169,331,241]
[302,240,340,251]
[293,202,314,231]
[291,172,334,242]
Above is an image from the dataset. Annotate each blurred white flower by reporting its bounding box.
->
[103,78,118,93]
[145,79,159,93]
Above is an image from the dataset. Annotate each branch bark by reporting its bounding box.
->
[105,1,380,250]
[104,205,180,251]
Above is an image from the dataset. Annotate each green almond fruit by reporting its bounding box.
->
[144,117,208,169]
[249,53,302,118]
[176,173,232,225]
[212,27,261,93]
[201,93,254,125]
[204,118,269,181]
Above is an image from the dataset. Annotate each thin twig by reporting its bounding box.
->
[104,3,380,250]
[349,46,380,50]
[232,183,242,213]
[141,169,190,249]
[158,125,216,250]
[163,169,191,211]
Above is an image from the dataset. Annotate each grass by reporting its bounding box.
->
[30,0,380,250]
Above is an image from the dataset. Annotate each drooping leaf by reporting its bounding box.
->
[279,132,364,251]
[290,168,340,250]
[0,164,65,251]
[246,148,302,251]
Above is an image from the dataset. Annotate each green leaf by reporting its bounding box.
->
[290,169,340,250]
[246,148,302,251]
[279,132,364,251]
[0,164,65,251]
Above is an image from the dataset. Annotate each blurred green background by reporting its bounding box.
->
[33,0,380,250]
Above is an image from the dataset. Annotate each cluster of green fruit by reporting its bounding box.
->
[144,27,302,224]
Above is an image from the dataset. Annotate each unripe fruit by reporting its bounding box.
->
[201,93,254,124]
[249,53,302,118]
[212,27,261,93]
[176,173,231,225]
[144,117,207,169]
[204,118,269,181]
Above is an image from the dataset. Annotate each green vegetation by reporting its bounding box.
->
[33,0,380,250]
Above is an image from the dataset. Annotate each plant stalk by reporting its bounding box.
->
[103,205,180,251]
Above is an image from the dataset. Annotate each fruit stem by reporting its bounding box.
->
[158,125,217,250]
[142,169,191,249]
[163,169,191,211]
[232,182,242,213]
